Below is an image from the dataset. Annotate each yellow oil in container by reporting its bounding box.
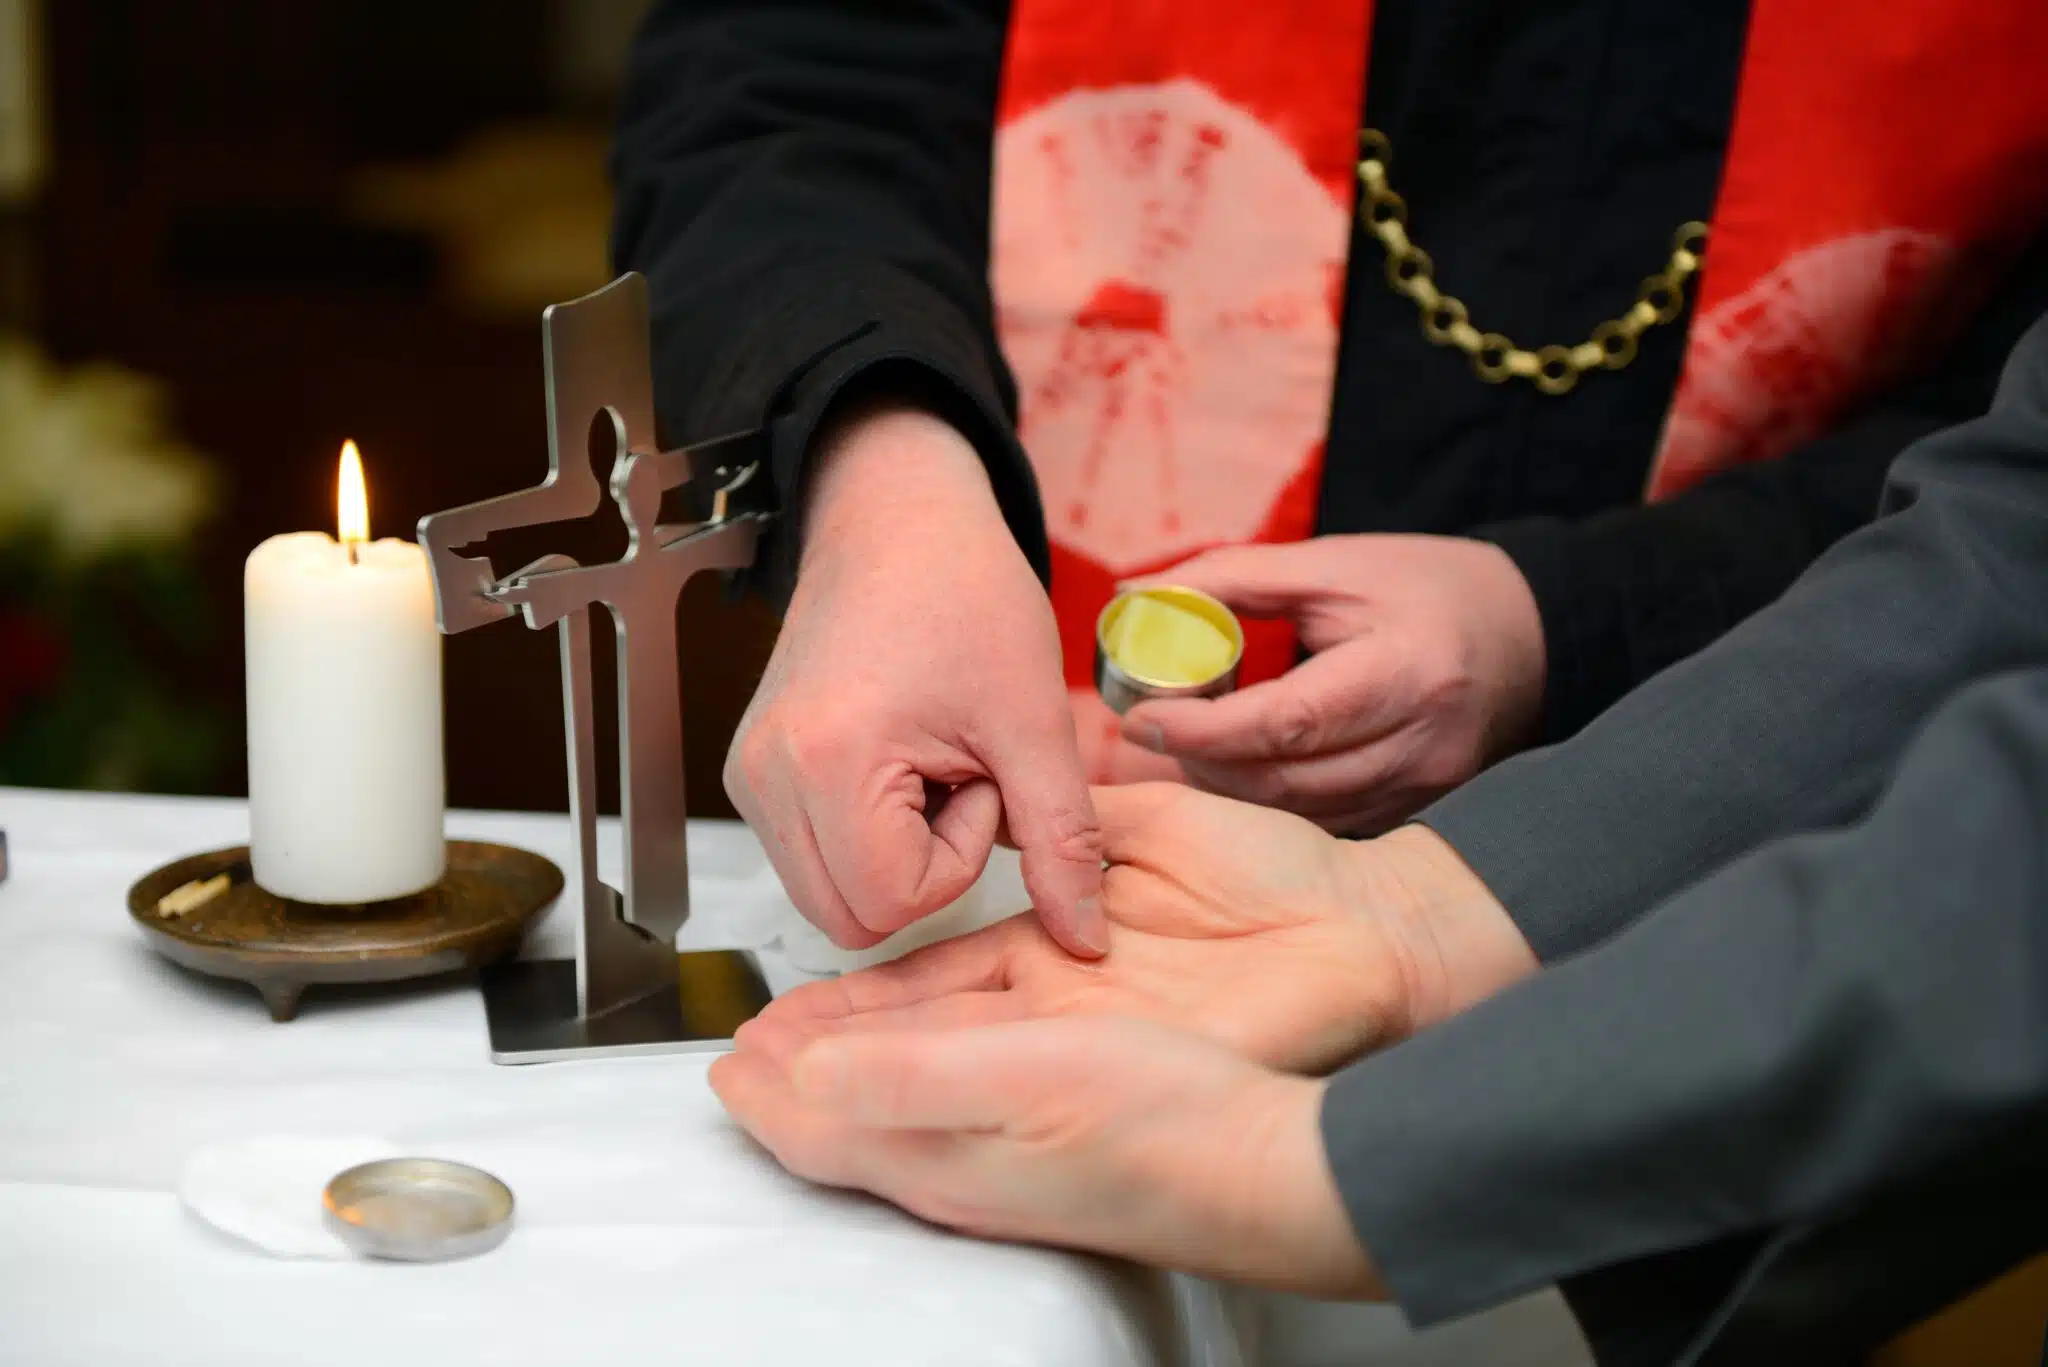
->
[1102,590,1238,686]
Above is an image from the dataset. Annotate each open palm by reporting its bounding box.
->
[712,1015,1378,1297]
[752,783,1425,1074]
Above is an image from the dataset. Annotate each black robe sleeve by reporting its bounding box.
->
[609,0,1045,601]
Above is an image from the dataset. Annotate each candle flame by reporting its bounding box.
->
[337,440,370,546]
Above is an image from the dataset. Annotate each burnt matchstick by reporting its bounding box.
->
[156,859,252,918]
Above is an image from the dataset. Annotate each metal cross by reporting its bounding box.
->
[417,273,773,1064]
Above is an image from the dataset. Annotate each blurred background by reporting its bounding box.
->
[0,0,775,815]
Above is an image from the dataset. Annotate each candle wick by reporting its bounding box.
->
[347,541,359,566]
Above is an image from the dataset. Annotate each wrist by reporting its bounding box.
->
[1469,542,1547,762]
[1341,824,1538,1037]
[801,403,1006,561]
[1226,1075,1383,1297]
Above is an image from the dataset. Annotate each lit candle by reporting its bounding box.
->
[244,441,446,904]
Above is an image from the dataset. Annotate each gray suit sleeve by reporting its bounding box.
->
[1324,664,2048,1330]
[1420,315,2048,962]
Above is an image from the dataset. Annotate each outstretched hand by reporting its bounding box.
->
[717,786,1539,1289]
[752,783,1516,1075]
[712,1013,1383,1297]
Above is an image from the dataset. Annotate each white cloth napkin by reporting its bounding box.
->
[177,1134,401,1259]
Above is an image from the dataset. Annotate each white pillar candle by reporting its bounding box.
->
[244,442,445,903]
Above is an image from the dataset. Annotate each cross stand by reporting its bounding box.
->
[417,273,776,1065]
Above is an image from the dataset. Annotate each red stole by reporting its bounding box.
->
[988,0,2048,779]
[1651,0,2048,496]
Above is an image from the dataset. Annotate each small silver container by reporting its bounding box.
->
[322,1157,515,1262]
[1094,586,1244,717]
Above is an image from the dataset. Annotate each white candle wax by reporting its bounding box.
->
[244,531,446,903]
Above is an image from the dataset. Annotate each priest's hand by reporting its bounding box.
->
[1119,535,1546,834]
[710,1014,1384,1298]
[751,783,1537,1075]
[726,405,1107,957]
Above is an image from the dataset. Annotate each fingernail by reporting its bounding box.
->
[1127,721,1165,753]
[1072,896,1110,957]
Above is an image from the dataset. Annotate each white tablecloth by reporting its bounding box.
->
[0,787,1588,1367]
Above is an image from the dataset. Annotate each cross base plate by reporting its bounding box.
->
[480,950,773,1065]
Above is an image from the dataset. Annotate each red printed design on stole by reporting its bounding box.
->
[1650,0,2048,499]
[991,0,1372,780]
